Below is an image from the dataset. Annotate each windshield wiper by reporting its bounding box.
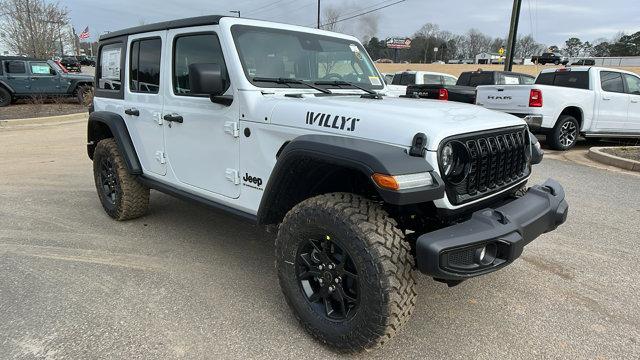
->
[313,80,377,95]
[252,77,332,94]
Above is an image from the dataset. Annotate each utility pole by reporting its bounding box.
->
[317,0,321,29]
[230,10,241,17]
[504,0,522,71]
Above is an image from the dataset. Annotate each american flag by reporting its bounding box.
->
[78,26,90,40]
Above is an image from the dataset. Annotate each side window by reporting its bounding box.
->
[498,74,520,85]
[600,71,625,93]
[173,33,227,96]
[521,76,535,85]
[30,62,55,76]
[6,61,26,74]
[129,38,161,93]
[623,74,640,95]
[423,74,441,85]
[443,76,457,86]
[97,43,123,91]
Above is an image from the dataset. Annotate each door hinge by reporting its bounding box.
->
[155,151,166,164]
[153,112,163,125]
[224,121,239,138]
[225,168,240,185]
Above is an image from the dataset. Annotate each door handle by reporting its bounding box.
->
[602,96,611,100]
[163,113,183,123]
[124,108,140,116]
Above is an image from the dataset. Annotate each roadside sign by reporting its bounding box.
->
[386,37,412,49]
[434,47,438,52]
[498,47,505,55]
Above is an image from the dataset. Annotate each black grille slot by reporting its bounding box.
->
[442,127,530,205]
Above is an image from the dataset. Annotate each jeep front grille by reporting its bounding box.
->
[443,126,530,205]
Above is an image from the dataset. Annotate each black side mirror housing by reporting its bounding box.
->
[188,63,228,96]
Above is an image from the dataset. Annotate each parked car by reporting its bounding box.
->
[406,70,535,104]
[475,67,640,150]
[77,55,96,66]
[531,52,569,65]
[386,71,458,97]
[571,59,595,66]
[87,15,566,352]
[0,56,94,106]
[59,56,82,72]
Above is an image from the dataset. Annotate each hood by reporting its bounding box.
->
[267,94,525,151]
[63,73,94,81]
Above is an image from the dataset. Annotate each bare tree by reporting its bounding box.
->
[463,29,492,58]
[0,0,69,58]
[321,6,342,33]
[515,34,544,58]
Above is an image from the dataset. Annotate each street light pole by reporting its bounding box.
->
[504,0,522,71]
[317,0,321,29]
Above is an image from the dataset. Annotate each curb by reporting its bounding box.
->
[0,112,88,127]
[587,146,640,172]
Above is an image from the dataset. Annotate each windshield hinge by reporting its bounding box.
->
[409,133,427,157]
[361,93,383,100]
[224,121,239,138]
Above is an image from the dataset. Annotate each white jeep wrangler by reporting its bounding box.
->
[87,15,568,352]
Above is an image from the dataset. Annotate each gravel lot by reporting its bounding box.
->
[1,120,639,359]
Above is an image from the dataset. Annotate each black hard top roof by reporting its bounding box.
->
[100,15,226,41]
[462,70,535,77]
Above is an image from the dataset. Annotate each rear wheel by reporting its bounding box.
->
[92,138,149,220]
[76,85,92,106]
[0,87,11,107]
[548,115,579,150]
[276,193,417,352]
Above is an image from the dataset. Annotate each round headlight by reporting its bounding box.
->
[441,144,454,175]
[440,141,469,184]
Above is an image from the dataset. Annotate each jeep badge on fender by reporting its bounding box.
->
[87,15,567,353]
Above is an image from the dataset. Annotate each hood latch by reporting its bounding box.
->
[409,133,427,157]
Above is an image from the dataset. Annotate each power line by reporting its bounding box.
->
[243,0,298,16]
[319,0,406,28]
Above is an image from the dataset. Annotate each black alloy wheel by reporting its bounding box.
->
[296,235,359,321]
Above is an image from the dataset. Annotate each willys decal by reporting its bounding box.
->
[305,111,360,132]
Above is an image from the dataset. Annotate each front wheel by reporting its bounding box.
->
[0,87,11,107]
[548,115,579,150]
[275,193,417,352]
[92,138,149,220]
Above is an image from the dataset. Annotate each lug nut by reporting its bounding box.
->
[328,285,335,292]
[318,278,324,285]
[327,264,335,270]
[334,277,340,283]
[318,264,324,270]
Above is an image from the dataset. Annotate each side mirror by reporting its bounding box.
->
[188,63,228,96]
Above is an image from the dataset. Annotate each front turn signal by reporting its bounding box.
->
[372,172,434,191]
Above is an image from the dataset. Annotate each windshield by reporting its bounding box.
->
[231,25,383,90]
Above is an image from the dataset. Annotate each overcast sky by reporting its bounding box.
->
[65,0,640,46]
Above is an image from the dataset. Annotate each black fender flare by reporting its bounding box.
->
[0,80,15,93]
[257,134,445,225]
[87,111,142,175]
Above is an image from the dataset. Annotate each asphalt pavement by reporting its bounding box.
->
[1,120,639,359]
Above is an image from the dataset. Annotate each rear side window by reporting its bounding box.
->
[173,33,227,96]
[423,74,441,85]
[391,73,415,85]
[498,74,520,85]
[624,74,640,95]
[600,71,625,93]
[535,71,589,89]
[521,76,535,85]
[129,38,161,93]
[443,76,457,86]
[6,61,26,74]
[467,73,494,86]
[97,43,124,91]
[30,62,54,75]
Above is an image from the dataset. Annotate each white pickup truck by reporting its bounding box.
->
[476,67,640,150]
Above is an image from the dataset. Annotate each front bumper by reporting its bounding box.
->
[415,178,568,281]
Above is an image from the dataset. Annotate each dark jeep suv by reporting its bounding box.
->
[0,56,94,107]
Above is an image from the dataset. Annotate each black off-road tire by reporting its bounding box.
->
[548,115,579,151]
[93,138,149,220]
[276,193,417,352]
[0,87,11,107]
[76,85,92,106]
